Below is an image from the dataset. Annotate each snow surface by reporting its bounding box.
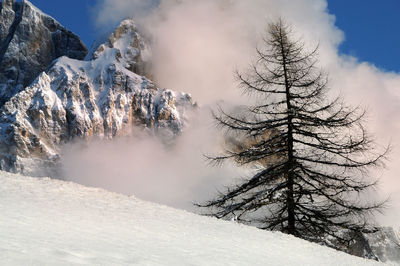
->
[0,171,384,266]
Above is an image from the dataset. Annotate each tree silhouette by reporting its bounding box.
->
[200,19,388,247]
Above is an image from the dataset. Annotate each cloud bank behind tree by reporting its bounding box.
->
[66,0,400,226]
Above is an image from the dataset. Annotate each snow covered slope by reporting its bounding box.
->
[0,171,384,266]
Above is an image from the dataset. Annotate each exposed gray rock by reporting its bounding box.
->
[0,0,87,107]
[347,231,379,261]
[0,0,23,65]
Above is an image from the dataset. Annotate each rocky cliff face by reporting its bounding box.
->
[0,0,87,107]
[0,15,195,175]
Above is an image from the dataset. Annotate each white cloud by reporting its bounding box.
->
[61,109,247,211]
[81,0,400,226]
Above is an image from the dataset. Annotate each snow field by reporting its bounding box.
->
[0,171,383,265]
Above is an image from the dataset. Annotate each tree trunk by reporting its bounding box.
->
[280,28,296,235]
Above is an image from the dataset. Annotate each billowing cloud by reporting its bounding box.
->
[61,109,247,211]
[72,0,400,226]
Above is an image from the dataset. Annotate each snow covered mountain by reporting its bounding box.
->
[0,3,196,175]
[0,170,385,266]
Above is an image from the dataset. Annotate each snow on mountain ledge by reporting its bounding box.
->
[0,170,384,266]
[0,19,196,175]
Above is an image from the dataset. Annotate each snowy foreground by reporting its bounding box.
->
[0,171,384,266]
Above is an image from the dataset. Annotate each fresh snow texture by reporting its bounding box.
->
[0,171,383,266]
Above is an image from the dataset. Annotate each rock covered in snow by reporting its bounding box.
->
[0,0,87,107]
[329,227,400,264]
[0,18,196,175]
[365,227,400,264]
[87,19,151,78]
[346,231,379,261]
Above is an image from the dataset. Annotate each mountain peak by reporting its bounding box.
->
[87,18,151,78]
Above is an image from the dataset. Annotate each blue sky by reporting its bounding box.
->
[327,0,400,72]
[28,0,400,72]
[27,0,97,48]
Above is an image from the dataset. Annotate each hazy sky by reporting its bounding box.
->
[29,0,400,73]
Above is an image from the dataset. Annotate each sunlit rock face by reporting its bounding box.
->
[0,17,196,175]
[0,0,87,107]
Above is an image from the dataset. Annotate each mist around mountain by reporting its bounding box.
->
[0,0,196,176]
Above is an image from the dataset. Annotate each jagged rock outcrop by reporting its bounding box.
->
[0,0,87,106]
[0,18,196,176]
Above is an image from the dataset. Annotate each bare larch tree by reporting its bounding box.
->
[200,19,388,247]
